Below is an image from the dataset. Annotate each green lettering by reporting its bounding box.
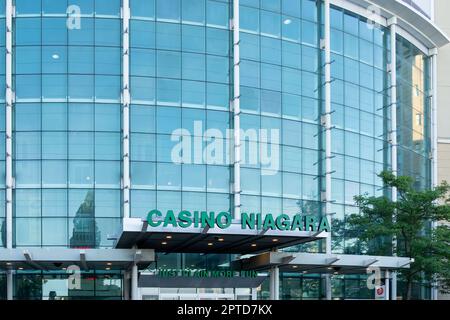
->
[318,216,331,232]
[163,210,178,227]
[147,209,162,227]
[305,215,318,231]
[275,214,290,230]
[201,211,215,228]
[216,212,232,229]
[241,212,256,230]
[290,214,303,231]
[178,210,192,228]
[263,214,277,230]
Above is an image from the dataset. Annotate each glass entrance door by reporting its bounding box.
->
[198,293,234,300]
[140,288,255,300]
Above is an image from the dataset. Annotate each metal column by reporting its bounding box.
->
[232,0,241,219]
[269,266,279,300]
[5,0,13,250]
[123,271,130,300]
[388,16,398,300]
[6,269,13,300]
[122,0,131,219]
[385,270,390,300]
[131,264,139,300]
[430,47,439,300]
[323,0,332,301]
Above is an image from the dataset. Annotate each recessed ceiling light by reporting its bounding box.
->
[292,265,298,269]
[6,262,11,266]
[166,235,172,239]
[251,244,257,247]
[208,242,213,246]
[302,271,308,274]
[218,238,224,242]
[106,267,111,271]
[283,19,292,25]
[107,262,112,266]
[161,241,168,245]
[52,54,60,59]
[272,238,279,242]
[327,267,333,270]
[18,267,23,270]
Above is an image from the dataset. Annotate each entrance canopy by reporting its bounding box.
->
[114,218,328,254]
[232,252,413,275]
[0,248,155,271]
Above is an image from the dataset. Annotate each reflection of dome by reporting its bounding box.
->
[69,190,100,248]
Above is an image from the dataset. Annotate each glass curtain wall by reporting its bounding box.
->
[239,0,322,231]
[396,35,431,191]
[13,0,123,248]
[328,6,392,256]
[396,35,432,300]
[128,0,234,268]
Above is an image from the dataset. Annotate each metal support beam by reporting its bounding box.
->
[6,269,13,300]
[388,16,398,301]
[385,270,390,300]
[323,0,332,301]
[131,263,139,300]
[5,0,13,250]
[122,0,131,219]
[123,271,130,300]
[269,266,279,300]
[232,0,241,221]
[363,258,379,267]
[430,47,438,300]
[23,250,45,270]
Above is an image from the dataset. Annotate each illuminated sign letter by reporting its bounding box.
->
[275,214,290,231]
[147,209,162,227]
[216,212,232,229]
[318,216,331,232]
[241,212,256,230]
[163,210,178,227]
[290,215,303,231]
[305,215,318,231]
[178,210,192,228]
[262,214,276,230]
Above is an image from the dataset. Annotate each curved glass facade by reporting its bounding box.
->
[0,0,435,300]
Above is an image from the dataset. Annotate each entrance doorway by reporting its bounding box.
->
[140,288,256,300]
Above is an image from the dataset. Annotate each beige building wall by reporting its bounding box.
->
[435,0,450,301]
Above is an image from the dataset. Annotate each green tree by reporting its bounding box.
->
[347,171,450,300]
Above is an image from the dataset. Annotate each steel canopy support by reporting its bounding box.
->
[123,270,130,300]
[131,263,139,300]
[6,269,13,300]
[269,266,279,300]
[385,270,391,300]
